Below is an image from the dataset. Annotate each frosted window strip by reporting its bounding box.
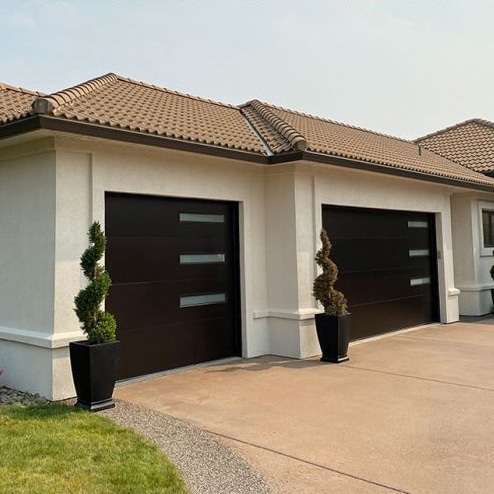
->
[410,277,431,286]
[179,213,225,223]
[408,221,428,229]
[180,293,226,308]
[180,254,226,264]
[409,249,429,257]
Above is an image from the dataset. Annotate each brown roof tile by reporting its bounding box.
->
[0,83,44,123]
[2,73,494,189]
[241,100,306,153]
[416,119,494,173]
[29,73,267,154]
[247,103,494,188]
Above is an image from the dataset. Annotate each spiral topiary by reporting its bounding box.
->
[313,228,348,316]
[74,222,117,344]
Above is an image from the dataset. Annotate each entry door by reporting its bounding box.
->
[322,206,438,340]
[105,193,241,380]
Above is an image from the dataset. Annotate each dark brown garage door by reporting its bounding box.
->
[105,193,241,380]
[322,206,439,340]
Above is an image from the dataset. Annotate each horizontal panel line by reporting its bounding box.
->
[116,316,230,334]
[341,267,433,275]
[349,294,430,308]
[110,280,230,286]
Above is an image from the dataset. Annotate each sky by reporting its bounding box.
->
[1,1,494,139]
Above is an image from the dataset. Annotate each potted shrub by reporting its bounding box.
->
[312,228,351,362]
[70,221,120,411]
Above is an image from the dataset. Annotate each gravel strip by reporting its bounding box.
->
[102,400,272,494]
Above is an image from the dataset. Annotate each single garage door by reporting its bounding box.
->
[105,193,241,380]
[322,205,439,340]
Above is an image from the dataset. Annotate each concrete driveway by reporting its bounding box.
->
[115,321,494,494]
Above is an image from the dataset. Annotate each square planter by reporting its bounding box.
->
[315,313,351,363]
[69,340,120,412]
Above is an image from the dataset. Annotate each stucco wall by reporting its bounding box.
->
[451,194,494,315]
[1,132,483,399]
[259,161,462,359]
[1,136,272,399]
[55,136,270,363]
[0,139,58,397]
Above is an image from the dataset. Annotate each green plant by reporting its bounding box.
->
[74,222,117,344]
[313,228,348,316]
[0,403,188,493]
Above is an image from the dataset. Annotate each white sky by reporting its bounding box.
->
[1,1,494,139]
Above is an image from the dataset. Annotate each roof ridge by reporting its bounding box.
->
[414,118,493,142]
[0,82,45,97]
[245,100,307,151]
[114,74,239,110]
[31,73,118,115]
[471,118,494,128]
[262,101,411,144]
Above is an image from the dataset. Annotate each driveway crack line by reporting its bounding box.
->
[205,429,413,494]
[344,365,494,392]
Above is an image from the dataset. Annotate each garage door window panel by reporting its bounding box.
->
[107,237,229,283]
[179,212,225,223]
[180,293,227,308]
[179,253,226,264]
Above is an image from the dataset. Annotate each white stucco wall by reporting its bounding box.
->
[451,194,494,315]
[0,139,59,397]
[1,135,272,399]
[2,132,488,399]
[54,136,270,366]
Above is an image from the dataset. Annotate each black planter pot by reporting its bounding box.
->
[314,313,351,363]
[69,340,120,412]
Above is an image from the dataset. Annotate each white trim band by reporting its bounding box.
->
[0,326,84,349]
[456,284,494,292]
[253,308,320,320]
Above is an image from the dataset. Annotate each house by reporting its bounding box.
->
[1,73,494,400]
[417,120,494,316]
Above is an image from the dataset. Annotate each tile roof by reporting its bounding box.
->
[27,73,266,154]
[1,73,494,189]
[416,119,494,173]
[242,101,494,188]
[0,83,44,123]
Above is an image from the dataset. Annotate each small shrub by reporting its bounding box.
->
[313,228,348,316]
[74,222,117,344]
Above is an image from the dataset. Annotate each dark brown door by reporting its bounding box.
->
[322,206,438,340]
[105,193,241,380]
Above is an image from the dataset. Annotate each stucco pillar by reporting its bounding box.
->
[262,165,320,358]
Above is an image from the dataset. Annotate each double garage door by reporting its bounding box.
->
[323,206,439,340]
[105,193,241,380]
[106,195,439,380]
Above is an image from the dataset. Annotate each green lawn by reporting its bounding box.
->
[0,403,189,494]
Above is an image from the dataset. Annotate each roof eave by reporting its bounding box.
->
[2,117,493,192]
[0,115,41,139]
[299,151,494,193]
[0,115,269,164]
